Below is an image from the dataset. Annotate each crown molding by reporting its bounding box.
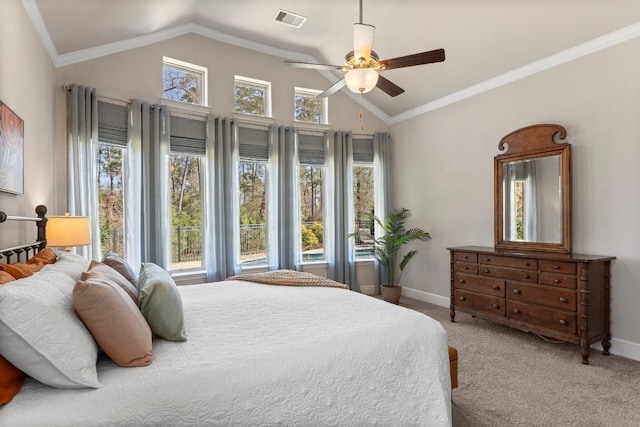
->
[389,21,640,125]
[21,0,58,65]
[21,0,640,126]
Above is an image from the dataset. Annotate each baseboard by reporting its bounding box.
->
[401,286,451,308]
[402,286,640,362]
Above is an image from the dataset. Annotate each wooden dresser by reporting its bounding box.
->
[448,246,615,364]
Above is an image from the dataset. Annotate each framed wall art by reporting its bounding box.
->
[0,100,24,195]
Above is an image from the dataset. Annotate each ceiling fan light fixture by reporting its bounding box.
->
[345,68,379,94]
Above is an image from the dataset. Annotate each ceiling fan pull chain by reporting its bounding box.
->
[359,92,365,131]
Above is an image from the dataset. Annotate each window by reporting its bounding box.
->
[97,101,129,258]
[353,165,375,258]
[353,137,375,258]
[238,126,271,266]
[97,144,126,258]
[298,133,326,261]
[169,116,207,271]
[234,76,271,116]
[163,57,207,106]
[294,87,327,124]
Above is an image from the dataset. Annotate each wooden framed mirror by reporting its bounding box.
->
[494,124,571,253]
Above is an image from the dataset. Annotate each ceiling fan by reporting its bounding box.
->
[284,0,445,98]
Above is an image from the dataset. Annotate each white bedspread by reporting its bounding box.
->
[0,281,451,426]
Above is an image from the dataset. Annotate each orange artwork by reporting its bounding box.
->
[0,101,24,194]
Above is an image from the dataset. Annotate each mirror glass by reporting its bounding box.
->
[502,155,561,243]
[494,124,571,253]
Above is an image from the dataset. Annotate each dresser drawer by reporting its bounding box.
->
[454,289,505,316]
[507,301,577,335]
[477,254,537,270]
[507,282,577,311]
[540,260,577,275]
[540,272,577,289]
[455,261,478,274]
[454,252,478,263]
[454,273,505,297]
[480,264,538,283]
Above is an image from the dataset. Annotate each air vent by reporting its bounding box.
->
[274,9,307,28]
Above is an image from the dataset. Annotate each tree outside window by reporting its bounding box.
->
[169,154,204,270]
[97,144,125,257]
[234,76,271,116]
[300,165,325,260]
[294,88,327,124]
[162,57,207,106]
[238,160,268,264]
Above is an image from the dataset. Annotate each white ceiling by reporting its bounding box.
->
[27,0,640,123]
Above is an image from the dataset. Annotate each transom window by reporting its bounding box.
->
[294,87,327,124]
[234,76,272,117]
[163,57,208,106]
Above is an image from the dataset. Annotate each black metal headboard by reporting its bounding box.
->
[0,205,48,264]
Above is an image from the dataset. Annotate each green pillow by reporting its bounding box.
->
[138,263,187,342]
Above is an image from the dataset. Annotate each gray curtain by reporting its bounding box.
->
[66,84,101,260]
[269,126,300,271]
[140,104,171,267]
[326,131,357,290]
[373,132,391,289]
[203,116,240,281]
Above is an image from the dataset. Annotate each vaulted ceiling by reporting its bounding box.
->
[27,0,640,123]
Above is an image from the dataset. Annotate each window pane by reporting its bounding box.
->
[239,160,268,265]
[163,64,202,105]
[170,155,203,270]
[353,165,375,258]
[97,145,125,258]
[294,93,324,123]
[300,165,324,261]
[234,82,266,115]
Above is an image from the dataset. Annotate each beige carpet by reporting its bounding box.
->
[399,297,640,427]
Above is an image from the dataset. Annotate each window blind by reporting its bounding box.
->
[298,133,325,165]
[353,137,374,163]
[238,126,269,160]
[97,101,127,147]
[170,116,206,156]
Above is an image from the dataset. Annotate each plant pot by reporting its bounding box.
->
[380,284,402,304]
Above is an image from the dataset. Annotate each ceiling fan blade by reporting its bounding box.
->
[353,23,375,63]
[284,61,344,71]
[378,48,445,71]
[317,79,347,98]
[376,75,405,97]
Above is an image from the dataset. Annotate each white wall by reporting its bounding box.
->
[390,36,640,359]
[0,0,56,248]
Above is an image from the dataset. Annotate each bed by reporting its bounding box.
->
[0,206,452,426]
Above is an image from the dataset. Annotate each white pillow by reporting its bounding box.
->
[0,266,101,388]
[52,250,91,281]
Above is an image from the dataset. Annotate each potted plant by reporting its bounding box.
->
[372,207,431,304]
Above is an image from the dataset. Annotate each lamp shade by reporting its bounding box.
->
[344,68,379,94]
[47,215,91,248]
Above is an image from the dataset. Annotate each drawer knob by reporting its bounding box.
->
[513,309,521,314]
[464,255,469,259]
[492,303,500,309]
[513,289,521,295]
[523,274,530,279]
[559,297,567,303]
[559,319,567,325]
[485,258,491,262]
[554,279,561,284]
[525,262,530,266]
[554,265,560,270]
[459,296,466,301]
[464,266,469,270]
[492,285,500,290]
[484,269,490,273]
[459,279,465,284]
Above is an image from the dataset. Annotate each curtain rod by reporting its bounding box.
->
[61,85,130,105]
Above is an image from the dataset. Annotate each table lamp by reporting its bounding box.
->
[46,213,91,251]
